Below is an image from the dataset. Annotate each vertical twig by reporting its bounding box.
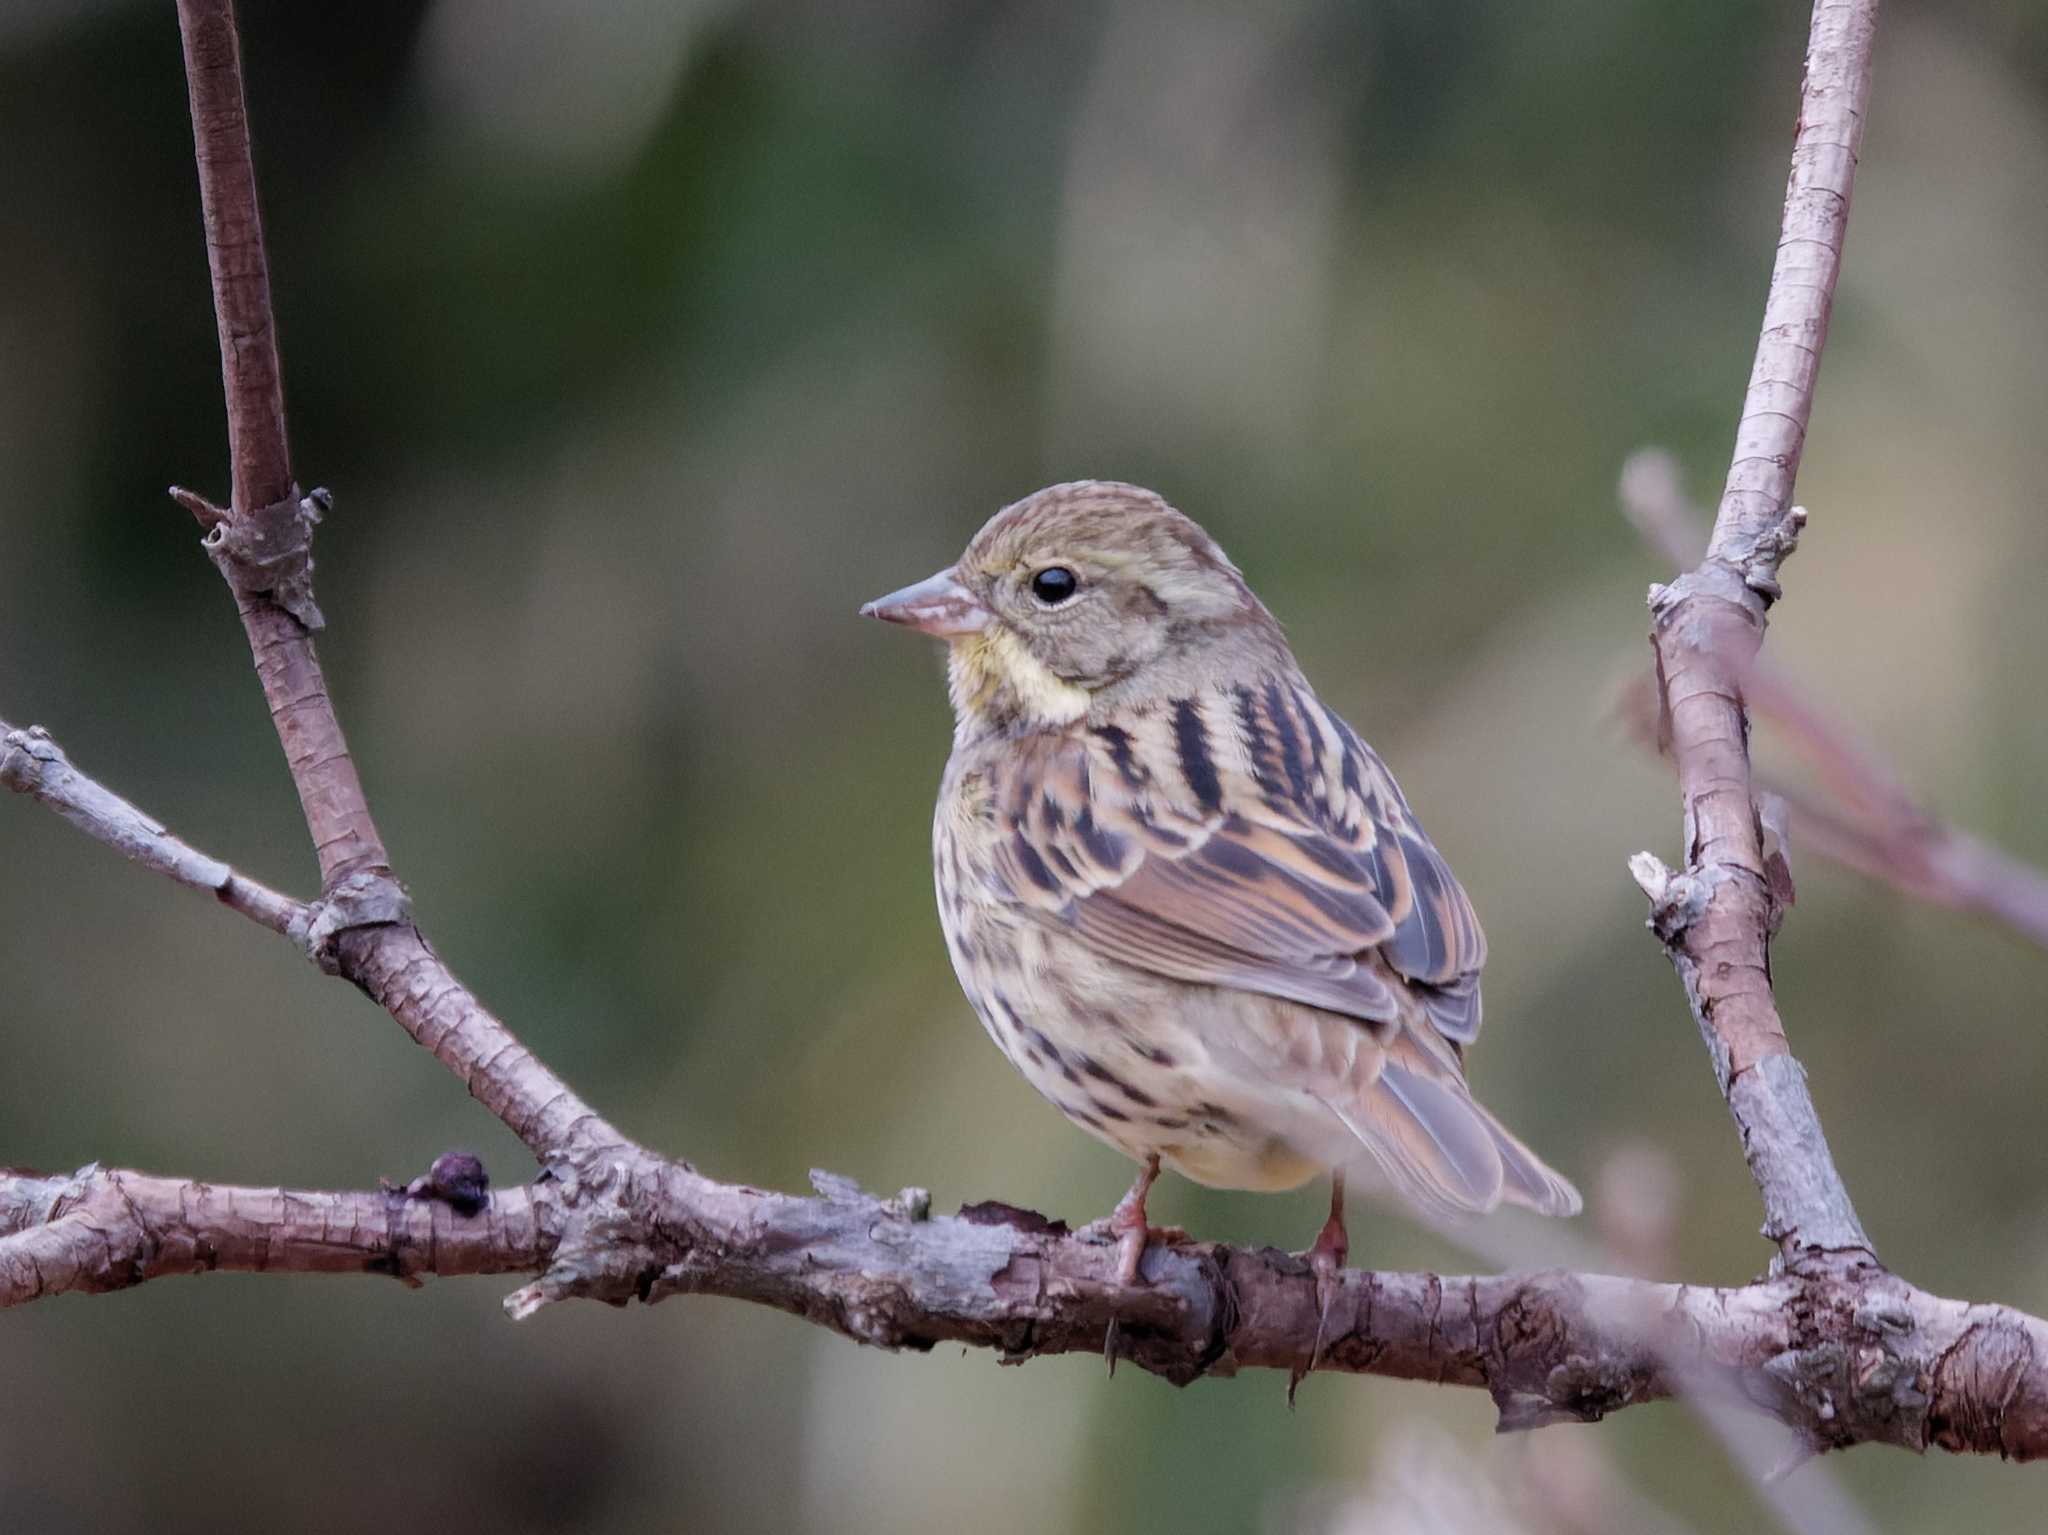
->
[1635,0,1881,1260]
[175,0,390,890]
[171,0,621,1159]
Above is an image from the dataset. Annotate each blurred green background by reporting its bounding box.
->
[5,2,2048,1531]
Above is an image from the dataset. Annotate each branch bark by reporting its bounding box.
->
[1631,0,1879,1262]
[167,0,628,1164]
[0,719,301,935]
[176,0,386,889]
[22,0,2048,1472]
[5,1157,2046,1460]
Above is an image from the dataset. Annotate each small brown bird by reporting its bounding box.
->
[863,481,1578,1308]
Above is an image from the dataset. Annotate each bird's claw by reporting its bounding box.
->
[1289,1184,1349,1406]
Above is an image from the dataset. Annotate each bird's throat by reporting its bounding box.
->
[948,627,1090,738]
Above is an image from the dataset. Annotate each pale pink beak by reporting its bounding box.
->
[859,567,991,638]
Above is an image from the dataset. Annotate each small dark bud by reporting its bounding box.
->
[407,1151,490,1216]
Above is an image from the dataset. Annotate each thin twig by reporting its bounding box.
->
[170,0,624,1162]
[1633,0,1880,1261]
[176,0,389,889]
[1,718,302,935]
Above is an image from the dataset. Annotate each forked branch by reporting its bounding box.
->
[20,0,2048,1469]
[1620,448,2048,955]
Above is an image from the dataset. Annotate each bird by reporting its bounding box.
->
[861,480,1579,1328]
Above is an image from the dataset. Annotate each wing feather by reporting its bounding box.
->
[988,676,1487,1041]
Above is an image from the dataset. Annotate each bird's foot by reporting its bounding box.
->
[1289,1175,1349,1405]
[1090,1220,1195,1284]
[1082,1153,1174,1285]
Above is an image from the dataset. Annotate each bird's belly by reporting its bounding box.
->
[938,883,1326,1192]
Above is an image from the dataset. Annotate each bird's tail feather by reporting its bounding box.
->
[1322,1056,1581,1221]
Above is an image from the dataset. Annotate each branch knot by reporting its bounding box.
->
[1627,852,1717,940]
[1732,504,1810,603]
[291,868,412,973]
[184,483,331,630]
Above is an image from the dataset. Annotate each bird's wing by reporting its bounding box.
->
[989,676,1488,1043]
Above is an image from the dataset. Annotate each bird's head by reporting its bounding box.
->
[862,481,1288,735]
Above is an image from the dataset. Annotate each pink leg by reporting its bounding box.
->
[1292,1170,1348,1400]
[1107,1153,1162,1284]
[1307,1167,1349,1278]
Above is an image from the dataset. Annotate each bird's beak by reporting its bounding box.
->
[859,567,991,638]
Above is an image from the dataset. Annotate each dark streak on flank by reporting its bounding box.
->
[989,990,1034,1047]
[1108,1071,1159,1108]
[1024,1025,1065,1067]
[1171,697,1224,813]
[1079,1055,1158,1109]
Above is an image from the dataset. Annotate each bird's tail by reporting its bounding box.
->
[1320,1035,1581,1222]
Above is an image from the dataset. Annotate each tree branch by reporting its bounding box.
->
[176,0,385,888]
[0,1164,549,1303]
[0,718,302,935]
[1620,449,2048,955]
[21,0,2048,1471]
[1632,0,1879,1262]
[5,1158,2047,1460]
[166,0,628,1165]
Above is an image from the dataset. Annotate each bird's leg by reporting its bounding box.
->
[1105,1153,1162,1284]
[1308,1167,1349,1279]
[1292,1170,1349,1401]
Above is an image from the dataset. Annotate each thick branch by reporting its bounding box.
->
[7,1160,2047,1459]
[1636,0,1879,1261]
[0,1165,549,1303]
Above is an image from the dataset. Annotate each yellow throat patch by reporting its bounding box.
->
[948,626,1090,730]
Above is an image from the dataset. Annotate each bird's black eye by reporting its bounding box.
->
[1030,566,1079,605]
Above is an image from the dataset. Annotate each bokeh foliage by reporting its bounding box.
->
[4,2,2048,1530]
